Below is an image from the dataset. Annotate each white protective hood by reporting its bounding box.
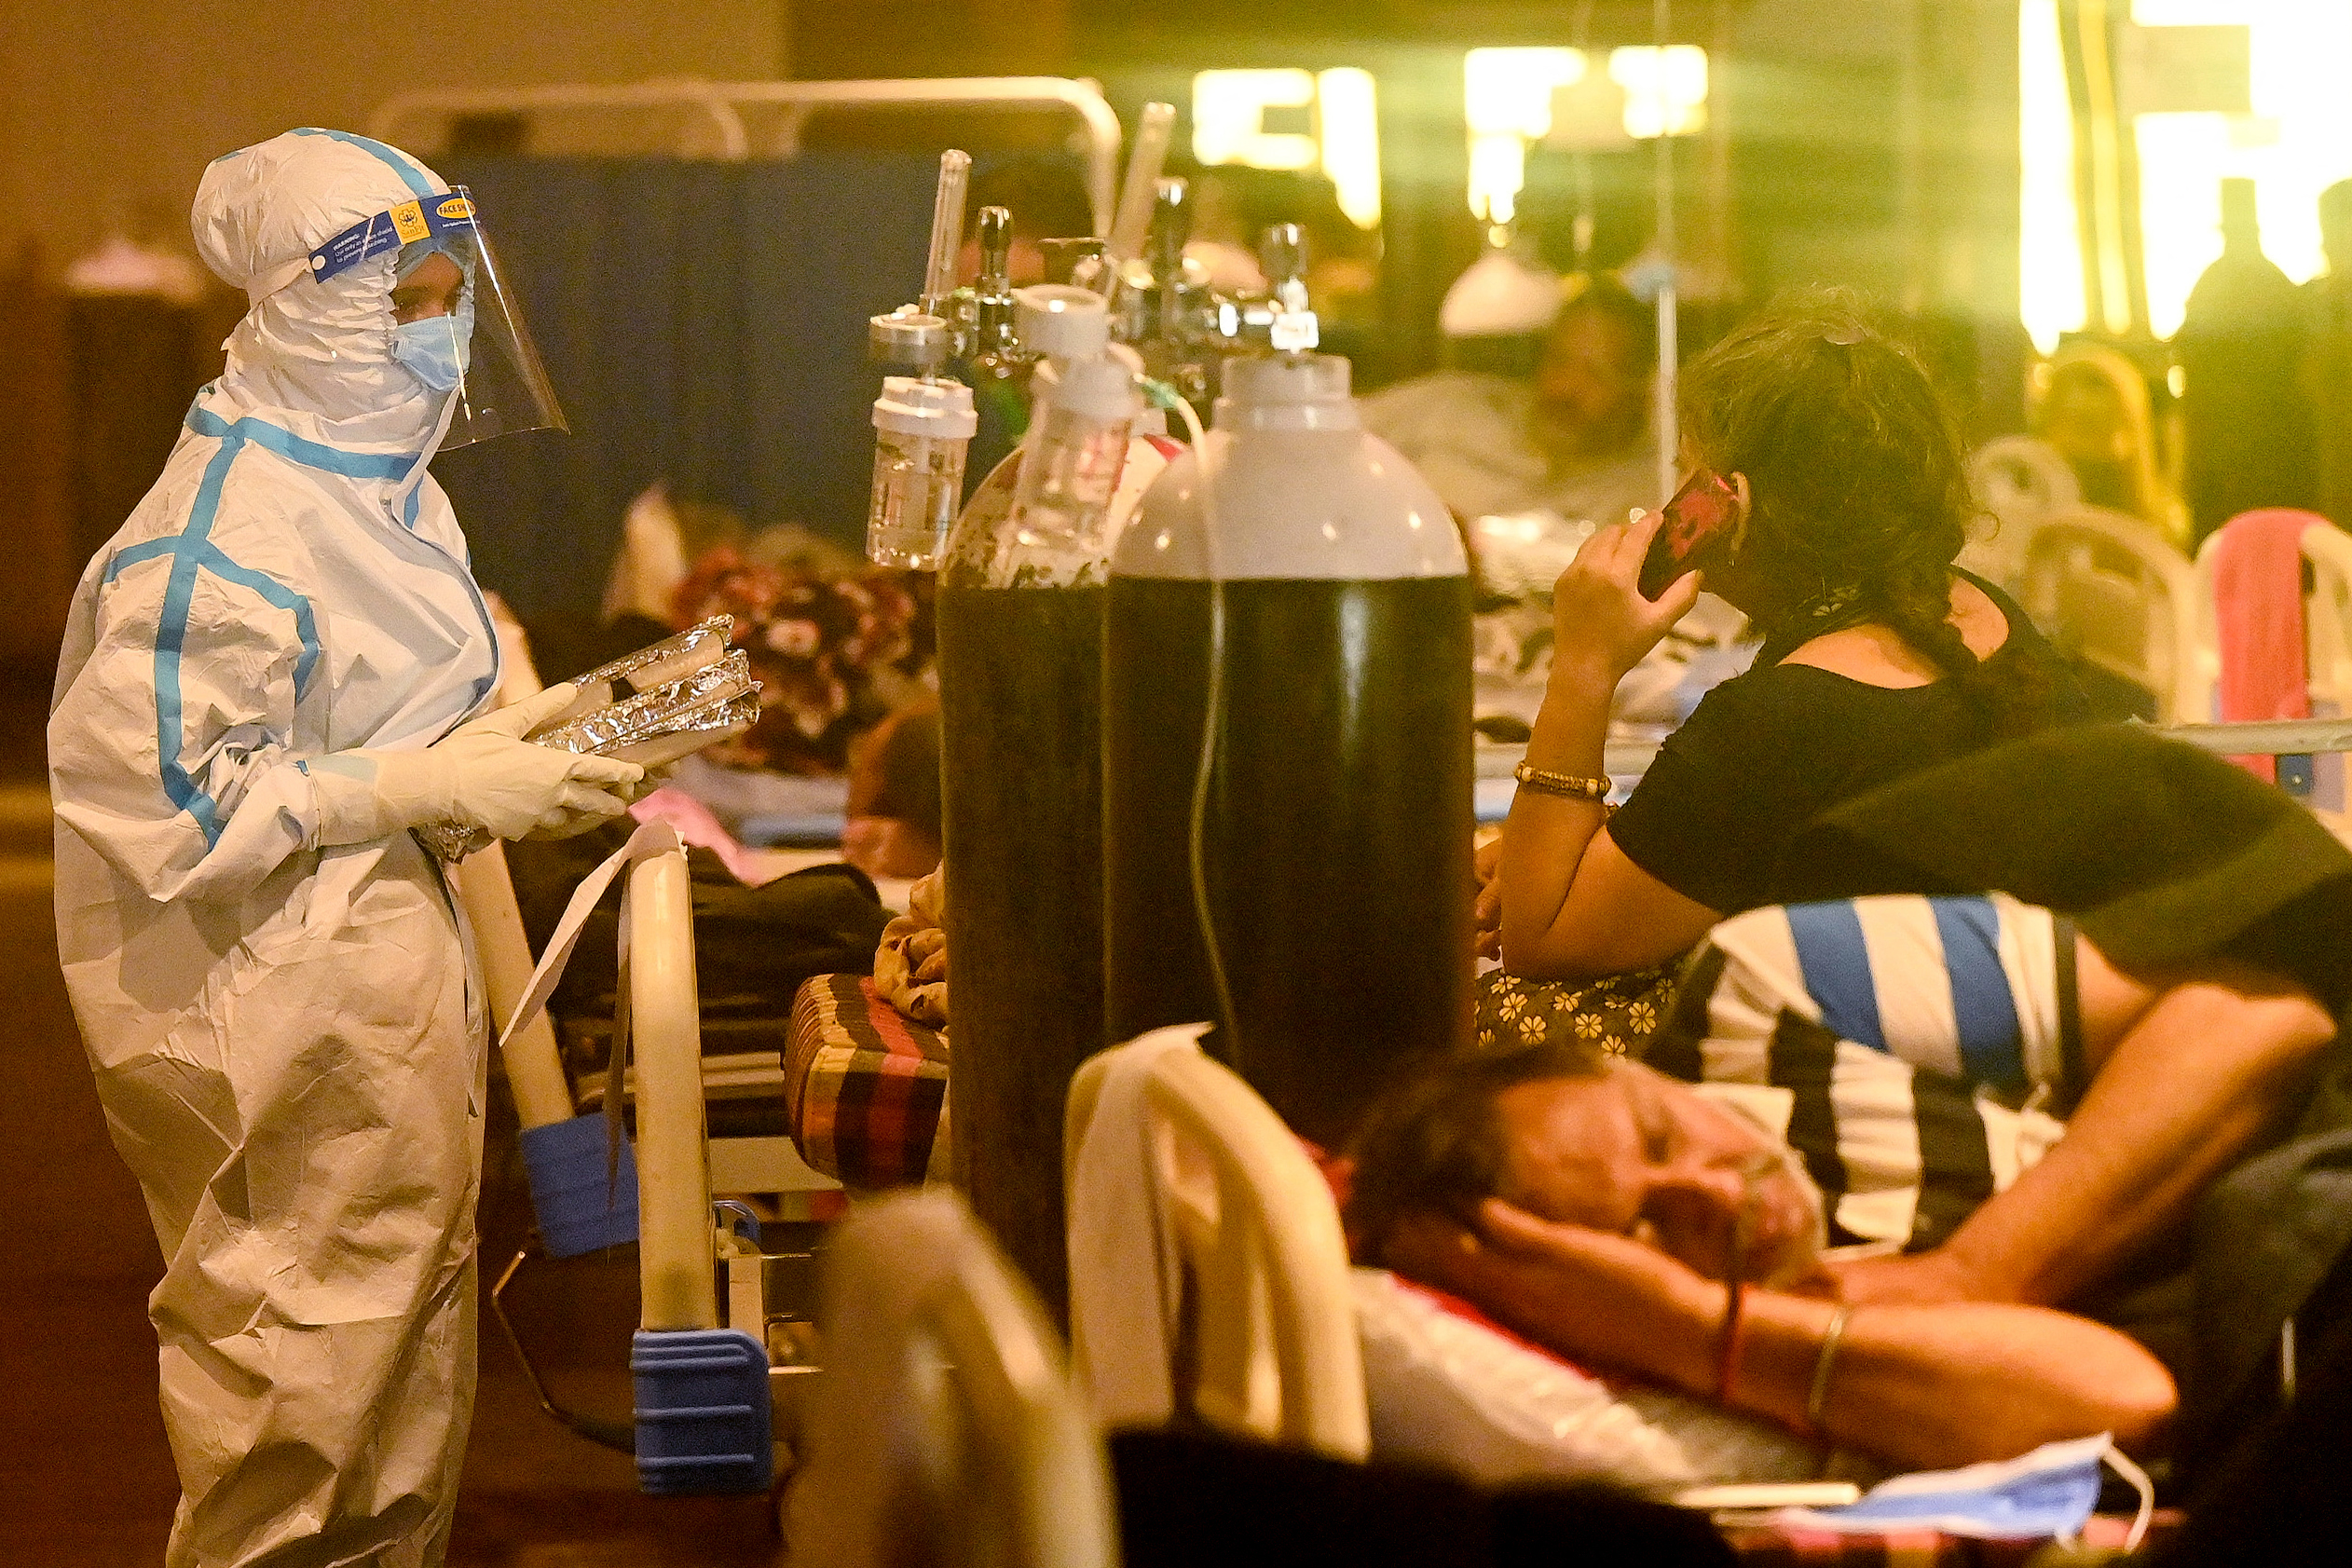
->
[198,128,460,457]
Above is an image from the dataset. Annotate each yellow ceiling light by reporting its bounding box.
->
[1189,67,1384,230]
[1464,48,1587,139]
[1608,46,1709,140]
[1192,69,1320,171]
[1468,133,1529,226]
[1316,69,1382,230]
[1462,48,1587,225]
[2020,0,2087,354]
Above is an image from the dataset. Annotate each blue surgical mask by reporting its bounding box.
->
[1782,1435,2149,1547]
[390,298,473,394]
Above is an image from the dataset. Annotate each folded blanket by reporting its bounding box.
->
[874,867,949,1027]
[1775,724,2352,1021]
[785,973,950,1189]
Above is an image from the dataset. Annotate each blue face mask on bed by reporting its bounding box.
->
[1783,1435,2149,1545]
[390,299,473,394]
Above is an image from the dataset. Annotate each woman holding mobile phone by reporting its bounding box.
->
[1477,292,2085,1024]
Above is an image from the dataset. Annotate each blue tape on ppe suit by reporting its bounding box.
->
[519,1113,641,1257]
[632,1329,776,1494]
[290,128,439,198]
[107,414,349,843]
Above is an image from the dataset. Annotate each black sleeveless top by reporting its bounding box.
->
[1607,573,2086,916]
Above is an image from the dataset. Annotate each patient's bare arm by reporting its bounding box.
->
[1831,944,2336,1311]
[1386,1199,2176,1471]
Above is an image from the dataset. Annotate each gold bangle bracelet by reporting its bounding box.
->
[1806,1303,1854,1432]
[1512,762,1611,802]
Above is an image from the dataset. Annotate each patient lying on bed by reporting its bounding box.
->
[1346,893,2338,1474]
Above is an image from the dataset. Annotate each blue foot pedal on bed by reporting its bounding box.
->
[518,1113,640,1258]
[632,1329,776,1493]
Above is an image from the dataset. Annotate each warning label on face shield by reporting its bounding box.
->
[308,194,483,284]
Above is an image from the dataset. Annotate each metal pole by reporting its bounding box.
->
[1654,0,1679,508]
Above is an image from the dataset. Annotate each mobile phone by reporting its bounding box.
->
[1637,470,1741,600]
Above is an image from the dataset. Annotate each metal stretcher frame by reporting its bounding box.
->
[366,75,1126,237]
[2151,717,2352,756]
[479,833,829,1467]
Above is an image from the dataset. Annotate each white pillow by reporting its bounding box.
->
[1353,1268,1839,1490]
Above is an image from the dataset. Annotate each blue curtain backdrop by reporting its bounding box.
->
[430,154,945,619]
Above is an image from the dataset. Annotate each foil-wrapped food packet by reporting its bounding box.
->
[533,616,736,731]
[529,649,759,767]
[415,619,761,862]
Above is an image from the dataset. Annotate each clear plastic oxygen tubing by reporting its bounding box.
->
[1166,389,1240,1050]
[921,149,972,320]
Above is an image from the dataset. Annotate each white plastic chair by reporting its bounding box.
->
[2015,504,2213,724]
[784,1190,1119,1568]
[2298,522,2352,720]
[2195,513,2352,815]
[1962,436,2080,593]
[1063,1026,1369,1459]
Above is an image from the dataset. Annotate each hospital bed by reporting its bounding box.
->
[463,826,836,1479]
[368,76,1123,234]
[784,1029,2175,1564]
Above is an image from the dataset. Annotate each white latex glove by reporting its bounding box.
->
[310,682,645,848]
[619,760,680,806]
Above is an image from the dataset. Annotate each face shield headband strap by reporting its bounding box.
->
[307,190,480,285]
[238,189,483,306]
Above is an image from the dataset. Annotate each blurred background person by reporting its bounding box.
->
[1361,271,1657,530]
[2030,343,2188,546]
[2304,177,2352,530]
[2176,178,2317,543]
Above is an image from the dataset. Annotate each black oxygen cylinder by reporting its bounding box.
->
[933,286,1175,1319]
[1103,354,1475,1148]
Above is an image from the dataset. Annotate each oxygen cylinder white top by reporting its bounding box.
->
[1017,283,1110,359]
[1115,355,1467,582]
[871,375,978,439]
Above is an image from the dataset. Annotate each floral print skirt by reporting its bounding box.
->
[1472,961,1685,1060]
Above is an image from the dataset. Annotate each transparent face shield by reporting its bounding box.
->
[308,185,567,450]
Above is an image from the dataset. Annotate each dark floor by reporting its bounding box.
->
[2,702,788,1566]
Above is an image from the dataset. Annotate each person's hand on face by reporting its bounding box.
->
[1382,1199,1720,1386]
[1493,1066,1826,1288]
[1385,1198,1688,1315]
[1548,510,1703,689]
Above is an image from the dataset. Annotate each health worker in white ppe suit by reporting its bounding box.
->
[49,129,638,1567]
